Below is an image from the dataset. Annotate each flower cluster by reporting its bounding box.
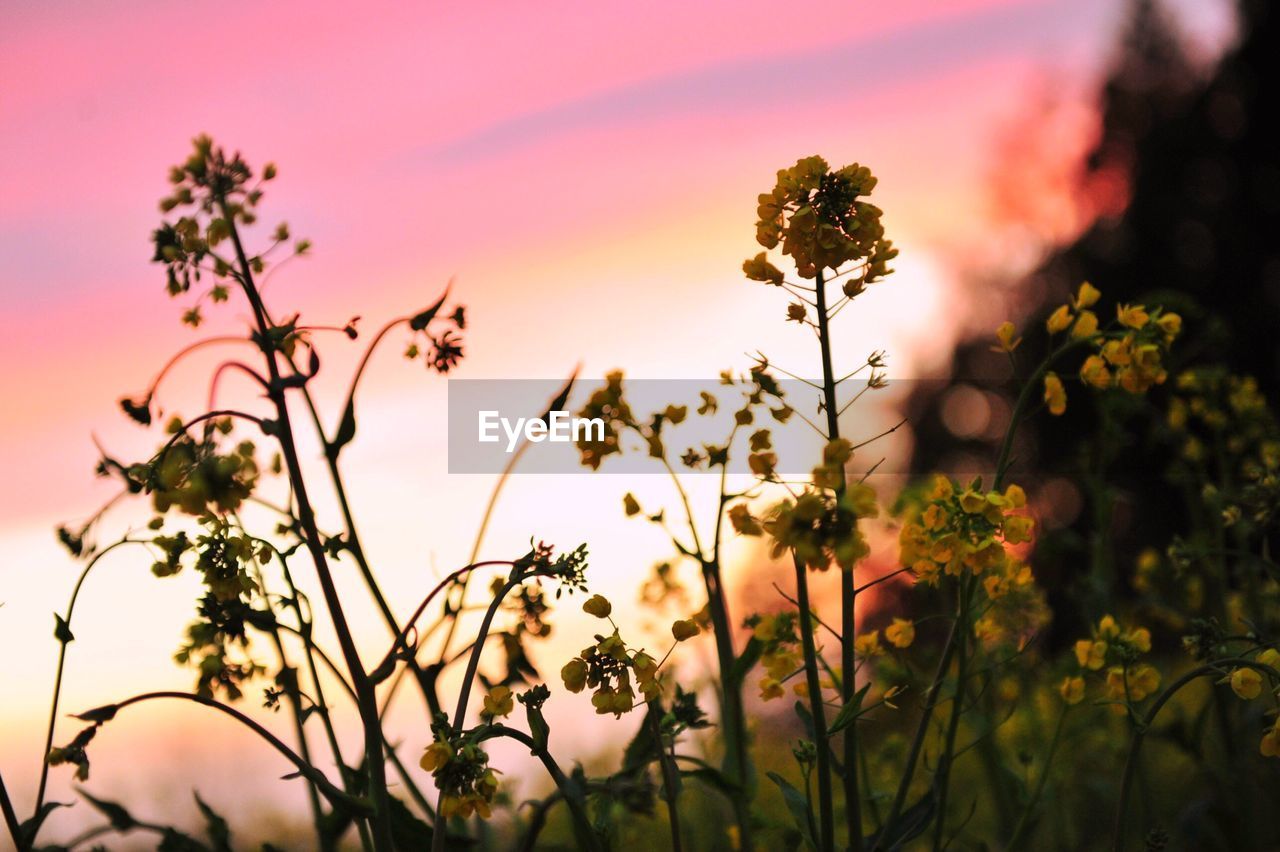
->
[129,419,260,517]
[1023,283,1181,416]
[898,476,1032,584]
[420,733,501,819]
[1060,615,1159,711]
[560,595,687,718]
[745,156,896,283]
[747,611,803,701]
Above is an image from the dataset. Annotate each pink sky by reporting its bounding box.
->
[0,0,1235,841]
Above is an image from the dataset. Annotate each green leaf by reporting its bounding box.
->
[78,789,137,831]
[766,772,816,850]
[864,788,938,851]
[827,682,872,736]
[621,702,664,773]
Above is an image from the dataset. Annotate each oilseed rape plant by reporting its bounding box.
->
[4,143,1280,852]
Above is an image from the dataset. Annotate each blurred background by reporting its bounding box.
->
[1,0,1265,843]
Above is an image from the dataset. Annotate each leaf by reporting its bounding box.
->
[792,700,815,740]
[680,765,742,796]
[864,788,938,851]
[728,637,763,687]
[766,772,817,850]
[620,703,664,773]
[18,800,68,846]
[78,789,136,831]
[331,396,357,455]
[408,285,452,331]
[827,683,872,736]
[157,828,210,852]
[388,795,434,849]
[73,703,118,723]
[54,613,74,644]
[539,368,579,422]
[194,792,231,851]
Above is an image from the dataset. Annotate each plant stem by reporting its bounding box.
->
[813,266,862,852]
[931,577,974,851]
[1111,658,1276,851]
[221,208,393,852]
[650,702,685,852]
[0,767,22,852]
[794,553,835,852]
[1005,704,1068,851]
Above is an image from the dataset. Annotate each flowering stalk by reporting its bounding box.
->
[219,202,394,852]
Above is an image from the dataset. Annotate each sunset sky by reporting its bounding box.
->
[0,0,1235,840]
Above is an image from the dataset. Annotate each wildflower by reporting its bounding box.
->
[561,659,588,693]
[582,594,612,618]
[1070,310,1099,339]
[759,677,784,700]
[420,740,453,772]
[672,619,700,641]
[1060,675,1086,705]
[481,686,514,721]
[1230,667,1263,700]
[885,618,915,649]
[993,321,1021,353]
[1116,303,1149,329]
[1075,640,1107,670]
[1046,305,1073,334]
[1074,281,1101,309]
[1261,718,1280,757]
[1080,354,1112,389]
[1043,373,1067,415]
[854,631,883,658]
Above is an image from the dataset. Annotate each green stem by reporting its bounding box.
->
[1005,704,1068,851]
[931,577,973,851]
[794,553,835,852]
[813,266,862,851]
[1112,658,1278,852]
[650,702,685,852]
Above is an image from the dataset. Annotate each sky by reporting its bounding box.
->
[0,0,1236,842]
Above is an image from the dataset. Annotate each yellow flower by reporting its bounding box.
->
[959,490,987,514]
[671,618,700,641]
[420,740,453,772]
[1074,281,1101,309]
[854,630,883,658]
[1156,312,1181,340]
[1116,303,1149,329]
[1080,354,1112,389]
[1075,639,1107,670]
[1231,667,1263,700]
[993,321,1022,353]
[561,658,587,693]
[885,618,915,649]
[759,677,784,701]
[1044,372,1067,415]
[1070,310,1098,338]
[481,685,514,720]
[1129,664,1160,700]
[582,594,612,618]
[1060,675,1085,705]
[1046,304,1073,334]
[1259,648,1280,673]
[1261,719,1280,757]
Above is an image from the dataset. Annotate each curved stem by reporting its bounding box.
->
[1112,658,1278,851]
[36,539,147,813]
[102,691,363,812]
[1005,704,1068,851]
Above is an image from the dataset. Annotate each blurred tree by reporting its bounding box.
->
[907,0,1280,633]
